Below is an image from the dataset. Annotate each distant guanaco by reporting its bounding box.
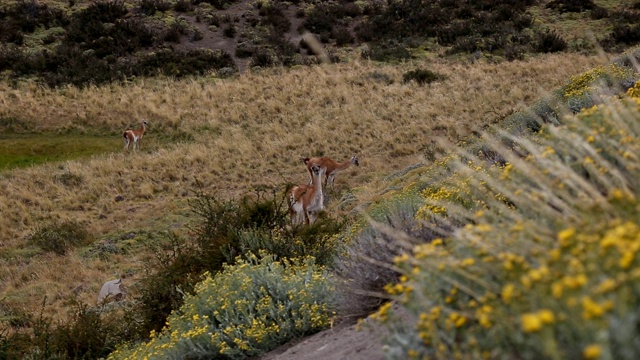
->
[289,163,326,225]
[123,120,148,151]
[303,155,359,189]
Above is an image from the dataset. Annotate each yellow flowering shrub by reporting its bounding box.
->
[108,253,335,360]
[563,64,633,99]
[370,91,640,359]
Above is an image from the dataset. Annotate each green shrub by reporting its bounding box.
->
[362,41,412,62]
[29,220,91,255]
[535,29,568,53]
[138,0,172,16]
[546,0,597,13]
[109,253,336,360]
[402,68,446,85]
[2,299,143,359]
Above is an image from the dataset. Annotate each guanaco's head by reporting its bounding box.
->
[142,120,149,126]
[351,156,360,166]
[310,164,321,175]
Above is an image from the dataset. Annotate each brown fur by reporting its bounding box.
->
[303,155,359,189]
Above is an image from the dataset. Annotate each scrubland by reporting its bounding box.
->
[1,49,634,358]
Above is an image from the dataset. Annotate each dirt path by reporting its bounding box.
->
[260,317,387,360]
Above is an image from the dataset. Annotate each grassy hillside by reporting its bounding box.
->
[1,0,640,359]
[0,53,608,357]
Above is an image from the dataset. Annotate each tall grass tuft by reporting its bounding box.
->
[29,219,91,255]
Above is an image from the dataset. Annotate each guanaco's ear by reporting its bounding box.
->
[302,157,311,165]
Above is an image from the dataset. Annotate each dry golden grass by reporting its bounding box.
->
[0,53,606,322]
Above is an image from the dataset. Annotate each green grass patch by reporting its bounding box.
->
[0,134,121,171]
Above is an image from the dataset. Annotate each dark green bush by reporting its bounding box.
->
[138,0,172,16]
[223,25,237,38]
[535,29,568,53]
[546,0,596,13]
[332,26,354,46]
[362,41,412,62]
[301,3,340,35]
[137,233,203,333]
[193,0,240,10]
[173,0,193,12]
[610,23,640,46]
[258,3,291,35]
[29,220,91,255]
[1,299,143,359]
[402,68,446,85]
[163,22,185,43]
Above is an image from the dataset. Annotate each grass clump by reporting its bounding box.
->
[29,220,91,255]
[109,252,335,360]
[402,68,446,86]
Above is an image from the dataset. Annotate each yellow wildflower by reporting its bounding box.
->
[583,344,602,359]
[521,313,543,333]
[501,284,515,303]
[538,309,555,324]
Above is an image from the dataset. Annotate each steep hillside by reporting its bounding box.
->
[1,0,640,86]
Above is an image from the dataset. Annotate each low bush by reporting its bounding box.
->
[1,299,142,359]
[173,0,193,12]
[109,253,336,359]
[29,219,91,255]
[138,0,172,16]
[223,24,237,38]
[546,0,597,13]
[362,41,412,62]
[535,29,568,53]
[402,68,446,86]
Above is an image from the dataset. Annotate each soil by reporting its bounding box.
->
[259,317,387,360]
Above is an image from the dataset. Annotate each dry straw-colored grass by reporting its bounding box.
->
[0,53,604,321]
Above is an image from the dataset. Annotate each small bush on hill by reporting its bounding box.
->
[402,68,446,85]
[546,0,597,13]
[258,3,291,36]
[3,300,143,359]
[138,0,172,16]
[173,0,193,12]
[29,220,91,255]
[535,29,568,53]
[361,41,412,62]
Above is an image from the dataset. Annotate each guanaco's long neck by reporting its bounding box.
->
[312,170,323,193]
[334,159,353,172]
[139,123,146,135]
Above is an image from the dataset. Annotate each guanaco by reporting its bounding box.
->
[289,163,326,225]
[303,155,359,189]
[123,120,148,151]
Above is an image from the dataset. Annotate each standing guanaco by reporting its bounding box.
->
[289,163,326,225]
[303,155,359,189]
[123,120,148,151]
